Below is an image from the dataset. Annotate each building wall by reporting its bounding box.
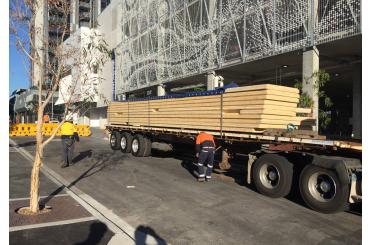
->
[114,0,361,94]
[95,0,123,107]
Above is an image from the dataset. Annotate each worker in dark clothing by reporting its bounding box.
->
[60,120,79,168]
[195,132,216,182]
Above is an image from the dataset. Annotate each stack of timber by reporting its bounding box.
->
[108,84,315,133]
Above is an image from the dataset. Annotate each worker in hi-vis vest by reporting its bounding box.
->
[195,132,216,182]
[60,119,79,168]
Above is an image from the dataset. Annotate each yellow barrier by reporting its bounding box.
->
[9,123,91,137]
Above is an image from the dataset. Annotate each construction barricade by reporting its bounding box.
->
[9,123,91,137]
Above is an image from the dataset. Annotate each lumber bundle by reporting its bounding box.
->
[108,84,315,133]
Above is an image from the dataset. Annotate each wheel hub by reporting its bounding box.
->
[308,172,337,202]
[268,171,278,181]
[259,163,280,189]
[132,139,139,153]
[319,181,331,193]
[121,137,126,149]
[110,135,116,145]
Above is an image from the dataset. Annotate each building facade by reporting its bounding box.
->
[23,0,362,138]
[110,0,361,138]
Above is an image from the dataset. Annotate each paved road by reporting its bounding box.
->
[9,142,115,245]
[11,131,362,245]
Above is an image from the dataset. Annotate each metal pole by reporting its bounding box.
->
[51,94,54,119]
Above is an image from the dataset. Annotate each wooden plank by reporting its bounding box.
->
[109,121,286,131]
[118,119,291,129]
[225,84,299,93]
[223,90,299,99]
[108,84,305,132]
[110,113,302,120]
[110,108,296,116]
[131,122,289,129]
[109,98,297,109]
[223,98,297,107]
[122,117,302,126]
[295,107,312,114]
[110,94,298,109]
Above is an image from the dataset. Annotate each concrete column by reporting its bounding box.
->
[32,0,47,87]
[207,71,216,90]
[302,47,319,131]
[157,85,166,96]
[70,0,79,32]
[208,0,218,68]
[352,63,362,139]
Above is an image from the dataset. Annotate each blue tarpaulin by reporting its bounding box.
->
[123,82,239,102]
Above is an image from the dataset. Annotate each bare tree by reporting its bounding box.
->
[10,0,110,214]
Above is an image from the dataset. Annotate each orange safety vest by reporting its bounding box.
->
[196,132,215,146]
[43,115,50,122]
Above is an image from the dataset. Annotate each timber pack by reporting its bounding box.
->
[108,84,315,134]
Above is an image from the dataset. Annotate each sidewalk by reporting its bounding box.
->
[9,140,134,245]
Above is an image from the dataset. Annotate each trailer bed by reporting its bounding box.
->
[106,124,362,152]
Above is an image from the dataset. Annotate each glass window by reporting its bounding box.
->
[101,0,111,12]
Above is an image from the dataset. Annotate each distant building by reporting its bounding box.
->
[9,89,26,123]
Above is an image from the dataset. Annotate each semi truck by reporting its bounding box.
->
[106,85,362,214]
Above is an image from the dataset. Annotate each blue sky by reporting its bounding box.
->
[9,33,30,95]
[9,0,30,96]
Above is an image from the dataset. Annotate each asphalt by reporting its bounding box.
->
[10,220,113,245]
[10,128,362,244]
[9,140,115,245]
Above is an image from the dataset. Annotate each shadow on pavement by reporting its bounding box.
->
[73,150,93,164]
[15,141,37,147]
[74,222,108,245]
[41,151,124,205]
[135,225,167,245]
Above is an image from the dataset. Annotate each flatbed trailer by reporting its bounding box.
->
[106,123,362,214]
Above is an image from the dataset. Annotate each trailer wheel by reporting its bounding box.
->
[299,165,349,213]
[253,154,293,198]
[131,134,147,157]
[143,137,152,157]
[109,131,121,150]
[120,132,133,153]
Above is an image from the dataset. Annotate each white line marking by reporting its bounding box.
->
[9,217,96,232]
[9,139,163,243]
[10,194,69,202]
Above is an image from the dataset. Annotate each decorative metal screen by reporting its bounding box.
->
[114,0,361,94]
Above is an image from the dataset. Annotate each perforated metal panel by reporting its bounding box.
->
[114,0,361,93]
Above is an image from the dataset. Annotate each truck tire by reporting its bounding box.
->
[110,131,121,150]
[299,165,349,213]
[120,132,133,153]
[143,137,152,157]
[253,154,293,198]
[131,134,147,157]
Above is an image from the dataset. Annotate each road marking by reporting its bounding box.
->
[9,139,163,244]
[10,194,69,202]
[9,217,96,232]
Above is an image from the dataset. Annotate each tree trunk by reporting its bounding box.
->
[29,109,44,213]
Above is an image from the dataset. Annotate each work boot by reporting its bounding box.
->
[61,162,69,168]
[197,177,205,182]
